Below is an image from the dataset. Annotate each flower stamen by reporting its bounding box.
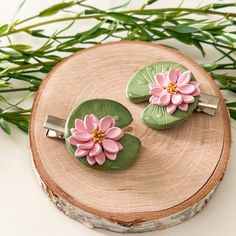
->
[166,82,177,94]
[92,128,106,143]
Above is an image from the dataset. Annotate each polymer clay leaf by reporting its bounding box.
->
[66,99,132,127]
[126,61,185,103]
[141,98,198,129]
[65,99,141,171]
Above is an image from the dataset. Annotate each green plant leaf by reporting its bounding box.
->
[79,20,106,42]
[3,116,29,132]
[226,102,236,108]
[229,108,236,120]
[108,12,141,25]
[29,30,48,38]
[108,0,131,12]
[166,29,193,44]
[211,3,236,9]
[202,63,218,72]
[141,98,199,129]
[39,2,75,17]
[0,118,11,135]
[0,95,7,103]
[0,80,10,88]
[0,24,8,35]
[147,0,159,5]
[65,99,141,171]
[192,39,205,56]
[8,44,32,51]
[126,61,186,103]
[165,25,199,33]
[84,9,104,15]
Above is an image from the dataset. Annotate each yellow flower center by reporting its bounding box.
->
[92,129,106,143]
[166,82,177,94]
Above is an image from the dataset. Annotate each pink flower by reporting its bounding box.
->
[67,114,124,166]
[149,69,201,114]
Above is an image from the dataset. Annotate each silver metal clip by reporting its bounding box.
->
[196,94,220,116]
[43,115,66,139]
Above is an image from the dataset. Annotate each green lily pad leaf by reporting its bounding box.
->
[65,99,141,171]
[141,96,199,129]
[126,61,186,103]
[66,99,132,128]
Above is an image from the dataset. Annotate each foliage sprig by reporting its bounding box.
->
[0,0,235,134]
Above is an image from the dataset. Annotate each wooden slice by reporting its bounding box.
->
[30,41,231,233]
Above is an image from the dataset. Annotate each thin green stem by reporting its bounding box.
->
[16,15,38,26]
[0,87,31,93]
[124,8,236,17]
[199,40,236,51]
[1,15,96,37]
[1,8,235,37]
[8,61,58,72]
[1,109,31,115]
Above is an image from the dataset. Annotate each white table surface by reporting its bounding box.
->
[0,1,235,236]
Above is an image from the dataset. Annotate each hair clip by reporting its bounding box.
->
[43,99,141,171]
[126,61,220,129]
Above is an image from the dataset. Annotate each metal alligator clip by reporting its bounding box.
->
[43,115,66,139]
[196,94,220,116]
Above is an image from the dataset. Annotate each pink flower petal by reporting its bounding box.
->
[95,151,106,165]
[75,149,89,157]
[178,103,189,112]
[84,115,97,133]
[67,136,79,145]
[73,131,92,142]
[104,151,117,161]
[86,156,96,165]
[114,132,124,141]
[149,95,155,103]
[157,93,171,106]
[178,84,195,95]
[116,141,123,151]
[105,127,123,140]
[90,114,98,128]
[190,87,201,96]
[177,71,191,86]
[111,118,116,128]
[149,83,160,90]
[166,103,177,115]
[77,140,94,150]
[176,70,182,77]
[99,116,113,132]
[102,139,119,153]
[151,87,164,97]
[171,94,183,105]
[155,73,168,88]
[190,81,201,88]
[75,119,86,131]
[90,114,98,123]
[183,95,194,103]
[167,69,178,83]
[89,143,102,156]
[70,128,77,134]
[151,97,159,104]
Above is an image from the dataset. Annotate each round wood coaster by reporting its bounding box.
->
[30,41,231,233]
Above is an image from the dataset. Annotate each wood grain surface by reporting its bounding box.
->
[30,41,231,231]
